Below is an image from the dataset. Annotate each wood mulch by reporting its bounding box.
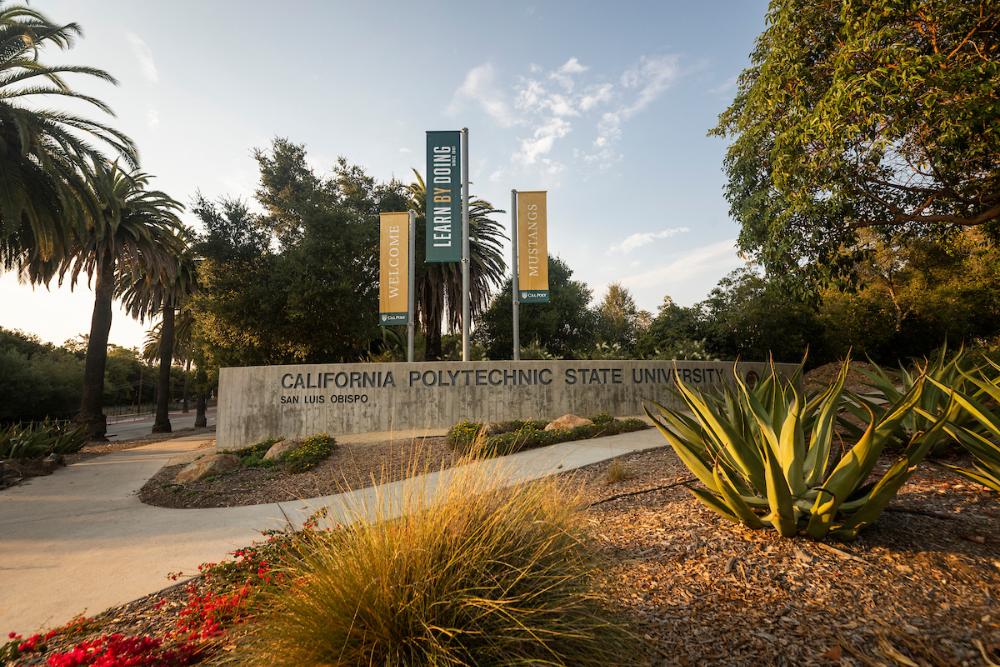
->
[138,437,458,509]
[13,443,999,666]
[570,447,1000,666]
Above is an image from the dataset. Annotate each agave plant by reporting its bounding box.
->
[929,358,1000,493]
[0,419,87,460]
[848,345,985,450]
[646,361,946,539]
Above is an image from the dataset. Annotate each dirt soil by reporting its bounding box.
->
[570,447,1000,666]
[803,360,887,396]
[139,437,457,508]
[12,444,999,666]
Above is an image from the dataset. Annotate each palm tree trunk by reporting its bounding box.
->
[77,257,115,440]
[181,358,191,413]
[194,360,208,428]
[152,298,175,433]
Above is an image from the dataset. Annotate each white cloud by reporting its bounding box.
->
[514,117,571,165]
[449,63,516,127]
[126,32,158,84]
[449,53,681,175]
[587,54,681,166]
[550,57,588,91]
[146,108,160,128]
[619,239,744,291]
[609,226,690,254]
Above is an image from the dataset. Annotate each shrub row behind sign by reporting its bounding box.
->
[447,415,648,458]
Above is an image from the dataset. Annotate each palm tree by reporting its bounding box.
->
[0,2,136,270]
[122,229,198,433]
[408,171,507,359]
[62,163,184,439]
[141,303,196,411]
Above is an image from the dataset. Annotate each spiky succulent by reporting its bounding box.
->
[646,361,946,540]
[930,358,1000,493]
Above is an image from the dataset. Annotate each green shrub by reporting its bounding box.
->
[446,420,483,449]
[242,463,631,664]
[451,417,649,458]
[590,412,614,426]
[647,360,944,539]
[0,420,87,461]
[235,437,283,468]
[283,433,336,473]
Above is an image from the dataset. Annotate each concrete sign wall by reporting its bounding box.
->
[216,360,797,451]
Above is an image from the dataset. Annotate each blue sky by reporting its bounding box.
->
[0,0,768,348]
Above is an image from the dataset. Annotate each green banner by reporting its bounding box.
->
[519,290,549,303]
[379,312,408,325]
[425,131,462,262]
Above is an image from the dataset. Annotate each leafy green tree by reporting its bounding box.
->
[0,2,136,268]
[407,171,507,360]
[62,164,184,439]
[636,296,704,358]
[476,256,596,359]
[594,282,641,353]
[698,268,822,363]
[712,0,999,285]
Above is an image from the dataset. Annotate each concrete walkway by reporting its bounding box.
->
[0,429,665,635]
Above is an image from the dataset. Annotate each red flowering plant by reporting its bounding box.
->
[5,509,337,665]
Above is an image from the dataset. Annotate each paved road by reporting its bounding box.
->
[106,408,216,442]
[0,429,666,634]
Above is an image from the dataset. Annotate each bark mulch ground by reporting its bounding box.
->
[138,437,457,509]
[570,447,999,666]
[11,444,998,666]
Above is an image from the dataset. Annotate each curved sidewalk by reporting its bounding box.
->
[0,429,664,634]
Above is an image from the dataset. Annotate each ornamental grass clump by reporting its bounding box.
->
[646,360,946,540]
[242,464,631,665]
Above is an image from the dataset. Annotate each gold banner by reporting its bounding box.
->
[379,212,409,324]
[517,191,548,302]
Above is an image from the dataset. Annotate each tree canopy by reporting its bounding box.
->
[713,0,999,285]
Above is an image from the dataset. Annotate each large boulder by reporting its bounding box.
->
[174,453,240,484]
[263,439,300,461]
[544,414,594,432]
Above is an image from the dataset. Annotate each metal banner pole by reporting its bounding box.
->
[407,209,416,363]
[460,127,471,362]
[511,189,520,361]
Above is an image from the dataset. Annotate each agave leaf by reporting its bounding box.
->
[927,376,1000,439]
[713,465,765,528]
[840,412,949,532]
[777,390,805,495]
[686,486,739,522]
[804,360,849,486]
[674,378,764,489]
[645,403,718,492]
[762,443,797,537]
[943,462,1000,493]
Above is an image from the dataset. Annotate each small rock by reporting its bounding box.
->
[174,453,240,484]
[544,414,594,431]
[263,439,300,461]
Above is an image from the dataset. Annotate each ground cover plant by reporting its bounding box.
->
[231,433,336,473]
[447,414,648,457]
[646,360,949,539]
